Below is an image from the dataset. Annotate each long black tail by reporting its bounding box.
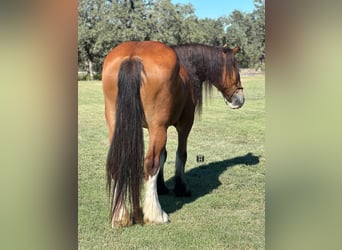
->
[106,57,145,224]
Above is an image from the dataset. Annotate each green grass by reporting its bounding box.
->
[78,75,265,249]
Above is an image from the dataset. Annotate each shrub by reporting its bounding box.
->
[254,62,265,72]
[78,72,88,81]
[78,72,102,81]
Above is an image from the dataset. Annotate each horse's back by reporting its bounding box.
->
[103,40,178,81]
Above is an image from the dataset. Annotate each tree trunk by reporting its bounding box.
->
[256,60,262,73]
[86,58,94,80]
[88,59,94,80]
[256,54,264,73]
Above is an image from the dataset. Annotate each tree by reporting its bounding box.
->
[222,10,250,67]
[197,18,225,45]
[144,0,201,45]
[223,0,265,68]
[78,0,146,79]
[78,0,265,78]
[78,0,105,79]
[251,0,265,70]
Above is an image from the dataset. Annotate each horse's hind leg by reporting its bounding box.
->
[157,149,170,195]
[111,187,132,227]
[143,127,169,224]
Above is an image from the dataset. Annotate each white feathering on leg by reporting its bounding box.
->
[111,186,131,227]
[143,172,169,224]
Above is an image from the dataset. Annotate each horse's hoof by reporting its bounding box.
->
[111,205,133,228]
[111,217,132,228]
[144,211,169,224]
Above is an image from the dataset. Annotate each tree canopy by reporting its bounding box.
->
[78,0,265,79]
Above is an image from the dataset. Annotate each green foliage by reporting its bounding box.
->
[223,0,265,67]
[78,72,88,81]
[255,62,266,72]
[93,72,102,80]
[78,0,265,77]
[78,75,265,248]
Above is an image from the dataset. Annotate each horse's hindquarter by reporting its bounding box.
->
[139,48,186,127]
[102,41,187,132]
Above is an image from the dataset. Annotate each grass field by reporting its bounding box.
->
[78,74,265,249]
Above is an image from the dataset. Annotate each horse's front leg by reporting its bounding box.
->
[174,123,193,197]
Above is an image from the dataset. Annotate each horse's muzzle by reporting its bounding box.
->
[226,89,245,109]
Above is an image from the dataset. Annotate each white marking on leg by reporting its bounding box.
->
[143,171,169,224]
[111,187,131,227]
[111,204,131,228]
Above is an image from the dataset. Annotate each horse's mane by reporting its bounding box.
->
[171,43,239,112]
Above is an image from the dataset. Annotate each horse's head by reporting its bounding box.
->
[220,46,245,109]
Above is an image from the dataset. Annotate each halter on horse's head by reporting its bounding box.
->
[220,45,245,109]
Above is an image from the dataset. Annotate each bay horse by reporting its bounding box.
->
[102,41,244,227]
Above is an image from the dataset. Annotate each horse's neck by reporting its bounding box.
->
[191,57,211,83]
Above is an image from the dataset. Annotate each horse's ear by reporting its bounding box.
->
[222,44,229,53]
[233,46,240,55]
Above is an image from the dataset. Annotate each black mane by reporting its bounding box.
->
[171,43,239,112]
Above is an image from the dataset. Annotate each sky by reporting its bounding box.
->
[171,0,255,19]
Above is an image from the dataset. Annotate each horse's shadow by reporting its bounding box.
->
[159,152,260,214]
